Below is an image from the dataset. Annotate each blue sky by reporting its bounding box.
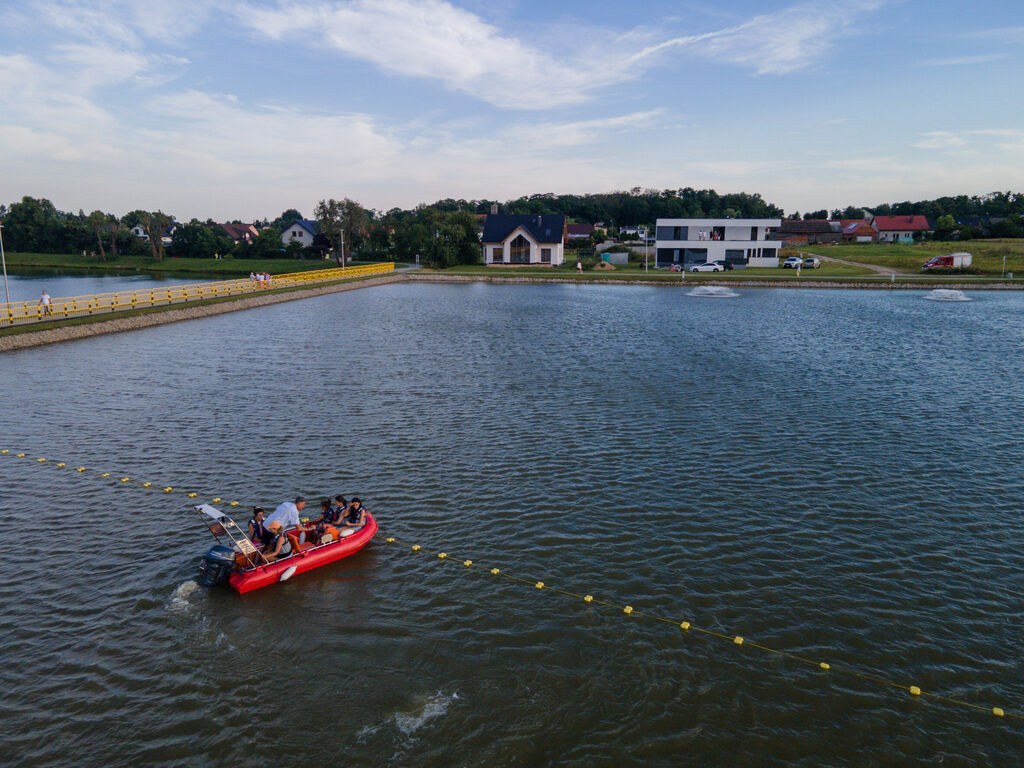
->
[0,0,1021,221]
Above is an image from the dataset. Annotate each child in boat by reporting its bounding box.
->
[341,498,367,529]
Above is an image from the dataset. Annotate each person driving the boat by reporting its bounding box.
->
[263,521,293,561]
[247,507,270,550]
[264,496,311,542]
[341,497,367,529]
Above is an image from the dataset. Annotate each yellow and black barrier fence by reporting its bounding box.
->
[0,262,395,327]
[0,446,1018,725]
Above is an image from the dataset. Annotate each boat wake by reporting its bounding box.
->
[357,690,460,743]
[168,580,200,613]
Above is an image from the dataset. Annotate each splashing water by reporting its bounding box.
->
[168,580,200,612]
[688,285,739,298]
[923,288,971,301]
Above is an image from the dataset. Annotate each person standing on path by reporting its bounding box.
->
[39,290,52,315]
[576,261,583,274]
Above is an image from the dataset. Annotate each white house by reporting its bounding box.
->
[281,219,319,246]
[482,214,566,266]
[654,218,782,268]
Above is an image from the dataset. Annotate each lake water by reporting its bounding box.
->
[2,283,1023,766]
[1,271,214,304]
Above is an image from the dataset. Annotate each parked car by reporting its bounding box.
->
[782,256,804,269]
[690,261,724,272]
[923,252,972,270]
[711,260,735,271]
[802,257,821,269]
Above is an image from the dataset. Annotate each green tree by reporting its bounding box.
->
[271,209,303,232]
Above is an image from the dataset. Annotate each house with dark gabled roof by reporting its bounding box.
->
[774,219,841,245]
[482,214,566,266]
[566,223,595,240]
[280,219,319,247]
[221,222,259,244]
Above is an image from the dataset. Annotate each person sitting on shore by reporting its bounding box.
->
[263,521,293,561]
[248,506,270,550]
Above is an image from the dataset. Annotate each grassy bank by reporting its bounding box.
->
[3,252,348,277]
[796,240,1024,274]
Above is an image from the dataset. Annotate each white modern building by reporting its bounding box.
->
[654,218,782,268]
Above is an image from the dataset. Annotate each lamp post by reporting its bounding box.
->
[0,221,10,305]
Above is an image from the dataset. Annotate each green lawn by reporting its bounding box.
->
[794,240,1024,274]
[3,252,348,277]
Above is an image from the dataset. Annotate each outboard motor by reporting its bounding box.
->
[198,544,236,586]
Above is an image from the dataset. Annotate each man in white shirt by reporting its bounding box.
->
[265,496,307,531]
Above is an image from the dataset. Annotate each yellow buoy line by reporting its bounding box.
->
[0,447,1017,724]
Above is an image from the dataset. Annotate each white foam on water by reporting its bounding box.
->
[394,690,459,735]
[688,285,739,298]
[168,580,200,613]
[923,288,971,301]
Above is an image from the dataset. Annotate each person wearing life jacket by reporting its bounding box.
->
[247,507,270,550]
[264,521,293,561]
[341,497,367,530]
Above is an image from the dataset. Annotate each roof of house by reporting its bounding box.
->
[777,219,836,234]
[566,223,594,237]
[482,214,566,244]
[873,215,931,231]
[221,222,257,240]
[842,219,875,234]
[288,219,319,236]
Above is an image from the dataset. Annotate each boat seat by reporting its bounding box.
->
[286,533,311,555]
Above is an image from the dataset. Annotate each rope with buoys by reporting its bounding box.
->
[0,447,1017,724]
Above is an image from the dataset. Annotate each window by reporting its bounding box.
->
[509,234,530,264]
[541,248,551,263]
[492,247,504,262]
[295,230,303,237]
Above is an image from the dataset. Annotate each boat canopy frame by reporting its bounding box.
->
[194,503,266,568]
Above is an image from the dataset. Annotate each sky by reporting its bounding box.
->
[0,0,1021,221]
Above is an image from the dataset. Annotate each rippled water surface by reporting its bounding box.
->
[2,283,1023,767]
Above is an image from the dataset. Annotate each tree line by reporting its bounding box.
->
[3,188,1021,268]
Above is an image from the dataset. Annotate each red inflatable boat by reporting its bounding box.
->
[195,504,377,593]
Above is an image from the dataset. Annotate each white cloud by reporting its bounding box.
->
[924,53,1011,67]
[914,132,967,150]
[237,0,887,109]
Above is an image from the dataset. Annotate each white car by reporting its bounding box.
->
[782,256,803,269]
[689,261,724,273]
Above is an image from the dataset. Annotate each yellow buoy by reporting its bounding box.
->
[623,606,633,615]
[535,581,544,589]
[16,453,26,457]
[411,545,421,551]
[490,568,500,575]
[909,686,921,696]
[0,450,8,454]
[385,537,395,543]
[101,473,110,477]
[994,707,1005,717]
[163,487,173,493]
[680,621,690,631]
[438,552,447,559]
[76,467,86,472]
[734,636,744,645]
[37,458,46,462]
[212,497,221,503]
[56,463,65,468]
[120,477,130,483]
[820,662,830,670]
[229,501,239,506]
[584,595,594,603]
[142,482,151,487]
[188,493,197,498]
[463,560,472,567]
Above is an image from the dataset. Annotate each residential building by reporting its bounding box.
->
[654,218,782,268]
[566,223,595,240]
[221,222,259,244]
[281,219,319,246]
[873,215,932,243]
[619,225,649,240]
[482,214,566,266]
[841,219,877,242]
[774,219,841,245]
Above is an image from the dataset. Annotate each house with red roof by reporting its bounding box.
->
[566,223,595,240]
[873,215,932,243]
[220,222,259,244]
[841,219,876,243]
